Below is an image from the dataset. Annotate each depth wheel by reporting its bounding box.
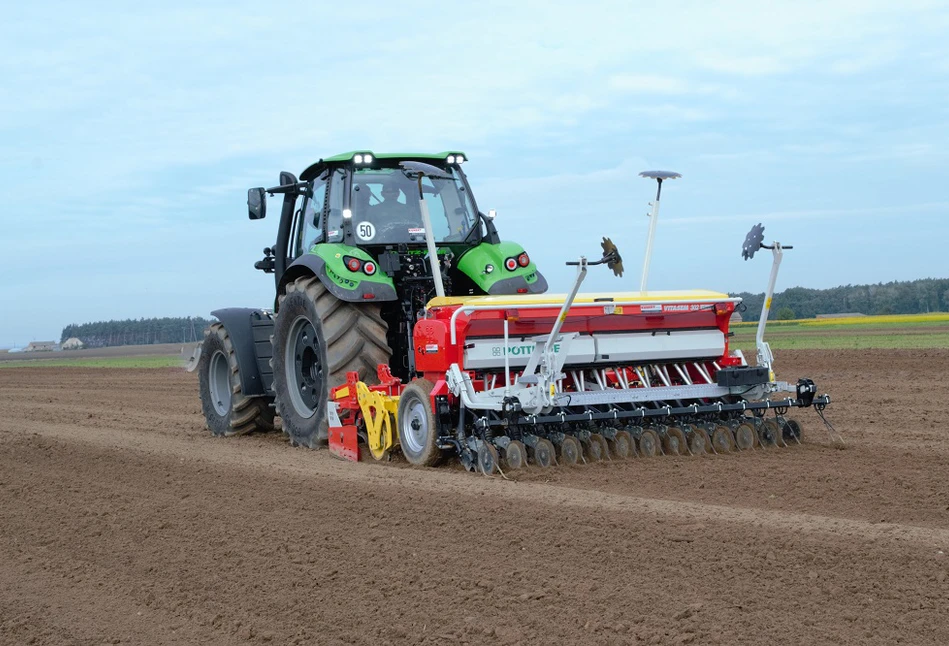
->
[711,425,736,453]
[687,425,711,455]
[198,323,275,437]
[663,426,688,456]
[397,379,442,467]
[557,436,581,466]
[478,443,500,475]
[531,438,556,468]
[504,440,526,470]
[638,429,660,457]
[608,430,633,459]
[272,277,391,448]
[734,422,758,450]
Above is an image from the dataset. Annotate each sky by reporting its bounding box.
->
[2,1,948,347]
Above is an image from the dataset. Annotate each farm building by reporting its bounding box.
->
[24,341,57,352]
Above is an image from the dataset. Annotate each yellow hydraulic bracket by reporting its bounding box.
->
[351,383,400,461]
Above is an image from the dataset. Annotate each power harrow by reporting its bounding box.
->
[325,171,831,472]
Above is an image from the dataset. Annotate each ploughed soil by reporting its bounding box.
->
[2,349,949,645]
[0,343,192,362]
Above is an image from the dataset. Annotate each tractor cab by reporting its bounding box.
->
[247,151,547,380]
[299,151,489,252]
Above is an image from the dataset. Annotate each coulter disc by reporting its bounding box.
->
[504,440,527,470]
[759,420,780,448]
[638,429,660,457]
[782,418,802,444]
[531,438,557,468]
[734,422,758,450]
[711,425,736,454]
[557,436,581,466]
[609,430,633,459]
[687,425,711,455]
[585,435,609,462]
[663,426,688,456]
[478,442,500,475]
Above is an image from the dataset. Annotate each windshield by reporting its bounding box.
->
[347,166,477,245]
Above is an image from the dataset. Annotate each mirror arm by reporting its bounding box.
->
[265,182,307,196]
[481,212,501,244]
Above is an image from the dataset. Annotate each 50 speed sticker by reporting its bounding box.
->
[356,221,376,241]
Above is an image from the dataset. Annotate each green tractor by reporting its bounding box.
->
[194,151,547,448]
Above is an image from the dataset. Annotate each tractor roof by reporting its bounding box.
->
[300,151,467,181]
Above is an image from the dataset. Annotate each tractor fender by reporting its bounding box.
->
[210,308,275,397]
[279,251,398,303]
[456,241,548,295]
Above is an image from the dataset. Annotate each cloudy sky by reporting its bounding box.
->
[2,1,947,346]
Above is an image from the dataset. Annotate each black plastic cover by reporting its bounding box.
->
[717,366,770,387]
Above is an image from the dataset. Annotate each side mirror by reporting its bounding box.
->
[485,209,497,220]
[248,188,266,220]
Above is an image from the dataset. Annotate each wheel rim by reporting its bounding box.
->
[285,316,323,418]
[208,350,231,417]
[401,395,429,455]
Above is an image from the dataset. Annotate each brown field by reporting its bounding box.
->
[2,349,949,645]
[0,343,191,363]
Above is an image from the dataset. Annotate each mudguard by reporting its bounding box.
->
[279,244,398,302]
[456,241,548,295]
[210,308,275,397]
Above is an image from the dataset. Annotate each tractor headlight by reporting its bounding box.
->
[504,257,518,271]
[354,154,363,164]
[342,209,352,220]
[517,252,530,267]
[446,155,455,164]
[456,154,464,164]
[363,154,373,164]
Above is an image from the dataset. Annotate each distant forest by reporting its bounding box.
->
[734,277,949,320]
[60,317,214,347]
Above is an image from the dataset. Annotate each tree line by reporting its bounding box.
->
[60,317,214,347]
[733,277,949,320]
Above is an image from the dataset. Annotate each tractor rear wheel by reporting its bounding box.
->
[198,323,275,436]
[397,378,442,467]
[271,277,391,448]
